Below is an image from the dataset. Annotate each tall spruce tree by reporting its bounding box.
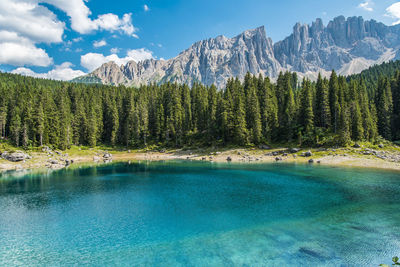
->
[299,79,314,134]
[391,71,400,140]
[281,74,296,141]
[329,71,340,133]
[315,74,331,129]
[246,80,262,144]
[376,77,393,140]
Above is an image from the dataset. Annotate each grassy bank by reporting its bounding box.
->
[1,140,400,172]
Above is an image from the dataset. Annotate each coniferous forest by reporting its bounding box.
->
[1,62,400,150]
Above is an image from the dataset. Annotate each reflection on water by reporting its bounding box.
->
[0,161,399,266]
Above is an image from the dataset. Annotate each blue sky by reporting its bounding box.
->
[1,0,400,80]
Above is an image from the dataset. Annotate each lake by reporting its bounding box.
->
[0,161,399,266]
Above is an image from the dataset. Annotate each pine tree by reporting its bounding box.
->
[232,79,248,144]
[299,79,314,134]
[329,71,340,133]
[58,91,72,149]
[110,97,120,146]
[36,102,45,146]
[138,97,149,145]
[359,79,376,141]
[9,107,21,147]
[376,77,393,140]
[258,76,278,142]
[348,81,364,141]
[221,79,234,143]
[391,71,400,140]
[338,104,351,145]
[207,85,218,142]
[72,91,86,145]
[280,74,296,141]
[87,102,98,147]
[315,74,331,128]
[181,84,192,137]
[156,101,165,142]
[166,85,183,146]
[246,79,262,144]
[0,88,8,139]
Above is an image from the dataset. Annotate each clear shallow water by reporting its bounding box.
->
[0,161,399,266]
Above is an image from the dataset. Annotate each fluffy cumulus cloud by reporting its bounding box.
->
[358,0,373,12]
[93,40,107,48]
[0,0,63,66]
[127,48,154,62]
[0,37,53,66]
[0,0,138,67]
[81,48,154,71]
[42,0,138,37]
[11,62,86,80]
[386,2,400,25]
[144,4,150,12]
[0,0,65,44]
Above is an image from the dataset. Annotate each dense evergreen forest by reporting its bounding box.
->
[0,62,400,150]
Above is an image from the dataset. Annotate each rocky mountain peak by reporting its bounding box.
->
[74,16,400,88]
[240,26,266,38]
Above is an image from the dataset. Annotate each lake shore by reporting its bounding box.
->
[1,146,400,172]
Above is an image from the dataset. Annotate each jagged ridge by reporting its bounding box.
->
[74,16,400,88]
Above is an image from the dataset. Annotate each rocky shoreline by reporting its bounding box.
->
[1,146,400,173]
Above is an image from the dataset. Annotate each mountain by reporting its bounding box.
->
[73,16,400,88]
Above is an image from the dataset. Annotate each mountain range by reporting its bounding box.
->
[73,15,400,88]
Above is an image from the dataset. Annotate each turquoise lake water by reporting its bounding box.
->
[0,161,399,266]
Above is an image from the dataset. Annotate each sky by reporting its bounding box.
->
[2,0,400,80]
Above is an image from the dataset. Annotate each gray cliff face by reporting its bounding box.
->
[274,16,400,76]
[76,16,400,88]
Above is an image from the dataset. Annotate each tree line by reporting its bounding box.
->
[0,66,399,150]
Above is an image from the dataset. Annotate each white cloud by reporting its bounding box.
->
[358,1,374,12]
[93,40,107,48]
[386,2,400,25]
[110,47,120,54]
[0,42,52,66]
[144,4,150,12]
[42,0,138,37]
[0,0,139,67]
[72,37,83,42]
[81,48,154,71]
[0,0,60,66]
[11,62,86,80]
[127,48,154,62]
[0,0,65,44]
